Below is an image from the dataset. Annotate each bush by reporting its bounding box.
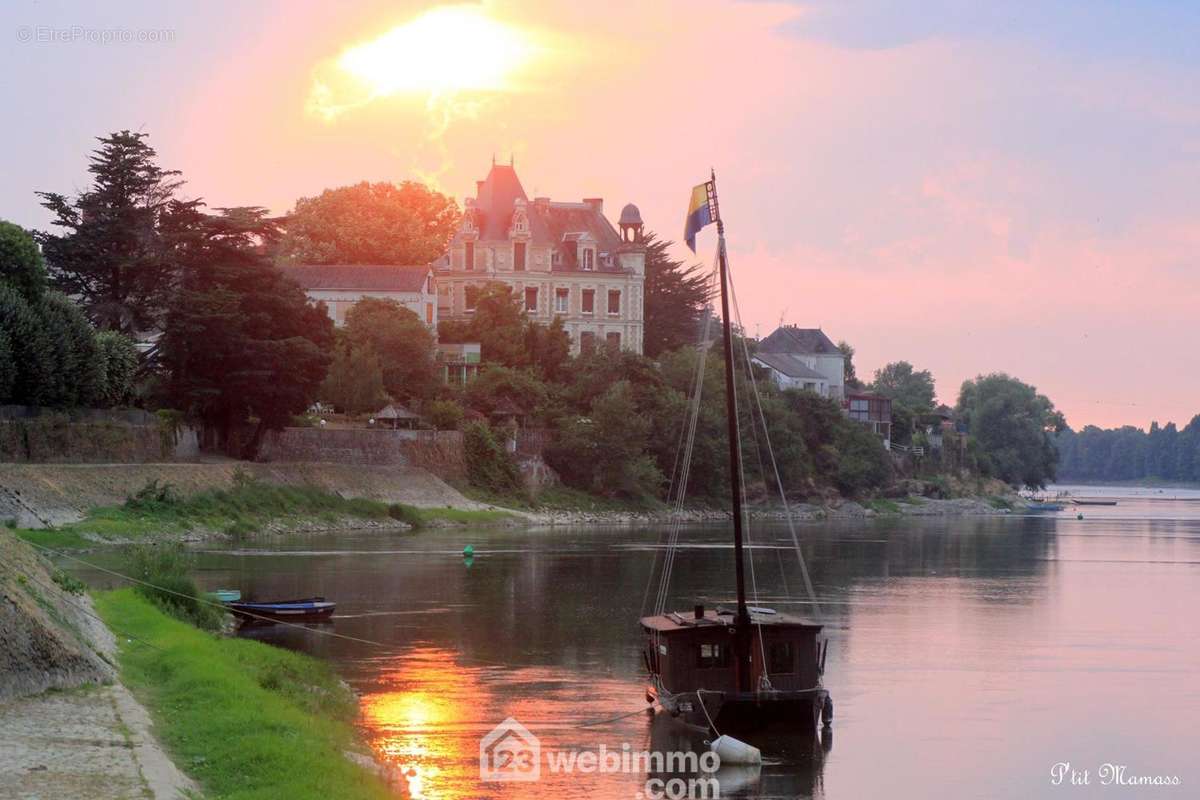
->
[0,220,47,303]
[463,420,524,496]
[124,544,224,630]
[0,283,55,404]
[38,291,104,406]
[426,398,464,430]
[833,421,892,495]
[125,479,181,513]
[96,330,139,406]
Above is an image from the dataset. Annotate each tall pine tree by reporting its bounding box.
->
[158,205,332,458]
[641,233,713,358]
[37,131,182,335]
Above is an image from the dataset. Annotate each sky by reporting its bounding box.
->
[2,0,1197,430]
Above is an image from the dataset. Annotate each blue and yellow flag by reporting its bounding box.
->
[683,181,715,253]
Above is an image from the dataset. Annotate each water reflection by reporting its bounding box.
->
[66,499,1200,799]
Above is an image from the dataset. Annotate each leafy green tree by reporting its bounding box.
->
[463,420,523,495]
[425,398,465,430]
[525,316,572,383]
[37,131,181,334]
[320,341,388,414]
[464,366,548,419]
[342,298,436,403]
[871,361,936,412]
[439,282,572,379]
[440,283,527,365]
[0,284,55,405]
[957,373,1061,488]
[278,181,459,265]
[642,233,712,358]
[837,340,863,390]
[0,220,47,303]
[546,381,663,498]
[95,330,138,406]
[37,291,104,406]
[833,420,892,494]
[158,206,333,459]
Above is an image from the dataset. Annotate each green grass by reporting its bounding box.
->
[865,498,902,514]
[15,477,513,549]
[95,590,393,800]
[987,495,1015,510]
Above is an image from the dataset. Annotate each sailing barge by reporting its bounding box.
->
[642,605,828,732]
[640,174,831,735]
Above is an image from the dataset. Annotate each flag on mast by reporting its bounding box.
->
[683,180,717,253]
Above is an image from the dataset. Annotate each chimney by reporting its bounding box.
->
[583,198,603,214]
[533,196,550,214]
[694,604,705,620]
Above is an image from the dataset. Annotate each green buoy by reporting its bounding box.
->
[462,544,474,557]
[1076,513,1083,520]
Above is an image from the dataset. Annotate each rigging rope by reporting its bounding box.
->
[723,246,824,619]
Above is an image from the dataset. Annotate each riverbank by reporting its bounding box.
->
[94,590,400,800]
[0,530,197,799]
[9,467,520,549]
[3,462,1026,549]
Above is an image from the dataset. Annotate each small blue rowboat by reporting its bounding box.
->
[228,597,335,623]
[208,589,241,603]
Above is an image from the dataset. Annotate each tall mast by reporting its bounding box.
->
[711,174,751,632]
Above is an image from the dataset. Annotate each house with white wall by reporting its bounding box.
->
[280,264,437,329]
[753,326,846,400]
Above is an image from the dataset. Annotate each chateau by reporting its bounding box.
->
[437,161,646,355]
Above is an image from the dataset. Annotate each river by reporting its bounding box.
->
[84,486,1200,798]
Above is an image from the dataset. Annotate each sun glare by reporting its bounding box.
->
[307,6,538,120]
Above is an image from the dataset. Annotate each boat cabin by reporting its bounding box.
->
[641,606,824,694]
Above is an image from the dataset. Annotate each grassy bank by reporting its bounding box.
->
[95,590,394,800]
[16,475,516,549]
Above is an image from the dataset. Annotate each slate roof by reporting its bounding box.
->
[455,163,626,272]
[758,326,841,355]
[280,264,430,292]
[752,352,828,381]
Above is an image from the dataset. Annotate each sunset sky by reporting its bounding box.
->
[3,0,1197,430]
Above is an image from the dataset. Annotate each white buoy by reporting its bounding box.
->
[709,735,761,765]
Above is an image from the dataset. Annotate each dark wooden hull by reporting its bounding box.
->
[648,678,827,735]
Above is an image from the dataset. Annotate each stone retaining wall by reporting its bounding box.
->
[258,428,466,479]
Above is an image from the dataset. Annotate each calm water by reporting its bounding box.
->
[81,488,1200,798]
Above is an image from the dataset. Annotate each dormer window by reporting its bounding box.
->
[601,252,613,268]
[583,248,595,271]
[551,250,562,266]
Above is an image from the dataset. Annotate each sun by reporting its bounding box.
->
[307,6,539,120]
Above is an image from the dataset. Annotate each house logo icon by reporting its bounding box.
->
[479,716,540,782]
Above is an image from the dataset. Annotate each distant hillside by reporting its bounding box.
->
[1055,417,1200,483]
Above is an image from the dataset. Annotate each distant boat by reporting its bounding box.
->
[1027,502,1066,512]
[208,589,242,603]
[228,597,335,623]
[1072,499,1118,506]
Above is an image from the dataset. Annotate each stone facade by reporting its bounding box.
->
[437,162,646,354]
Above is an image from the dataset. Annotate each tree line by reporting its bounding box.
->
[1055,419,1200,483]
[10,128,1066,494]
[0,221,137,407]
